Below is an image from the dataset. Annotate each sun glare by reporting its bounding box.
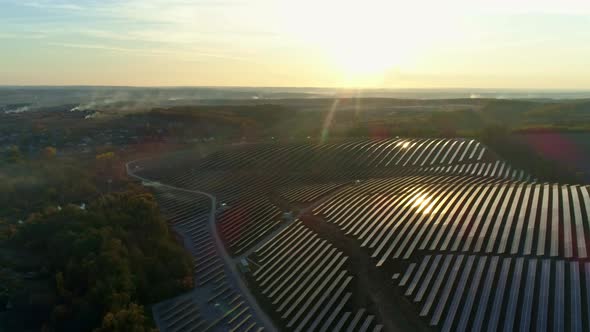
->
[410,194,432,214]
[280,0,441,86]
[396,141,410,148]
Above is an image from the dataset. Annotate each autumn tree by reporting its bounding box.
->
[42,146,57,159]
[9,189,193,331]
[95,303,155,332]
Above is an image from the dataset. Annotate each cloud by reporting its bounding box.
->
[23,1,84,11]
[10,0,274,63]
[47,41,249,62]
[20,0,268,27]
[378,0,590,15]
[47,42,148,54]
[0,32,46,39]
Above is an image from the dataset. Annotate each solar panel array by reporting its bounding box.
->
[278,181,349,203]
[199,138,489,171]
[132,138,504,256]
[398,254,590,332]
[250,221,383,332]
[313,179,590,264]
[156,296,205,332]
[420,160,533,182]
[132,137,588,331]
[150,187,266,332]
[154,190,224,286]
[218,197,283,255]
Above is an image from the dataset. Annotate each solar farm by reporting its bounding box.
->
[128,138,590,332]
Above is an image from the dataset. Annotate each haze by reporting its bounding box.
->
[2,0,590,88]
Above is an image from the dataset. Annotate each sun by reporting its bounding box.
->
[329,39,402,76]
[279,0,427,85]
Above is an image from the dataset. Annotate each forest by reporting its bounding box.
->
[0,149,193,331]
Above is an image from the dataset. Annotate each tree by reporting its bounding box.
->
[95,152,125,184]
[3,145,22,163]
[96,152,115,161]
[94,303,155,332]
[42,147,57,159]
[8,189,193,331]
[0,219,16,240]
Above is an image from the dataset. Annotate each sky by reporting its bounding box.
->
[1,0,590,88]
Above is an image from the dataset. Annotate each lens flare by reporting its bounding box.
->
[321,99,340,144]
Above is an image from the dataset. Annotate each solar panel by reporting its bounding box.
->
[537,184,550,256]
[406,255,432,297]
[551,184,561,257]
[430,255,465,326]
[570,186,587,258]
[456,256,487,332]
[537,259,551,331]
[524,184,540,255]
[441,255,475,332]
[519,259,537,332]
[420,255,453,317]
[554,260,565,332]
[504,257,524,331]
[570,262,583,332]
[488,257,511,331]
[510,184,531,254]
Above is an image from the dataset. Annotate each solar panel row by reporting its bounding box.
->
[399,254,590,332]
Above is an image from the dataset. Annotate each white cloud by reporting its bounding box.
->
[47,41,250,62]
[335,0,590,15]
[23,1,84,11]
[0,32,46,39]
[12,0,279,63]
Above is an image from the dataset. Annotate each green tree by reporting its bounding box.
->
[3,145,23,163]
[9,189,193,331]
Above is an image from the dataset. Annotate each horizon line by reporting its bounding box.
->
[2,85,590,92]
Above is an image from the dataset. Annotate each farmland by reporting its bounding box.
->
[129,136,590,331]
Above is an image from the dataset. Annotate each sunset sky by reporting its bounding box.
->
[2,0,590,88]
